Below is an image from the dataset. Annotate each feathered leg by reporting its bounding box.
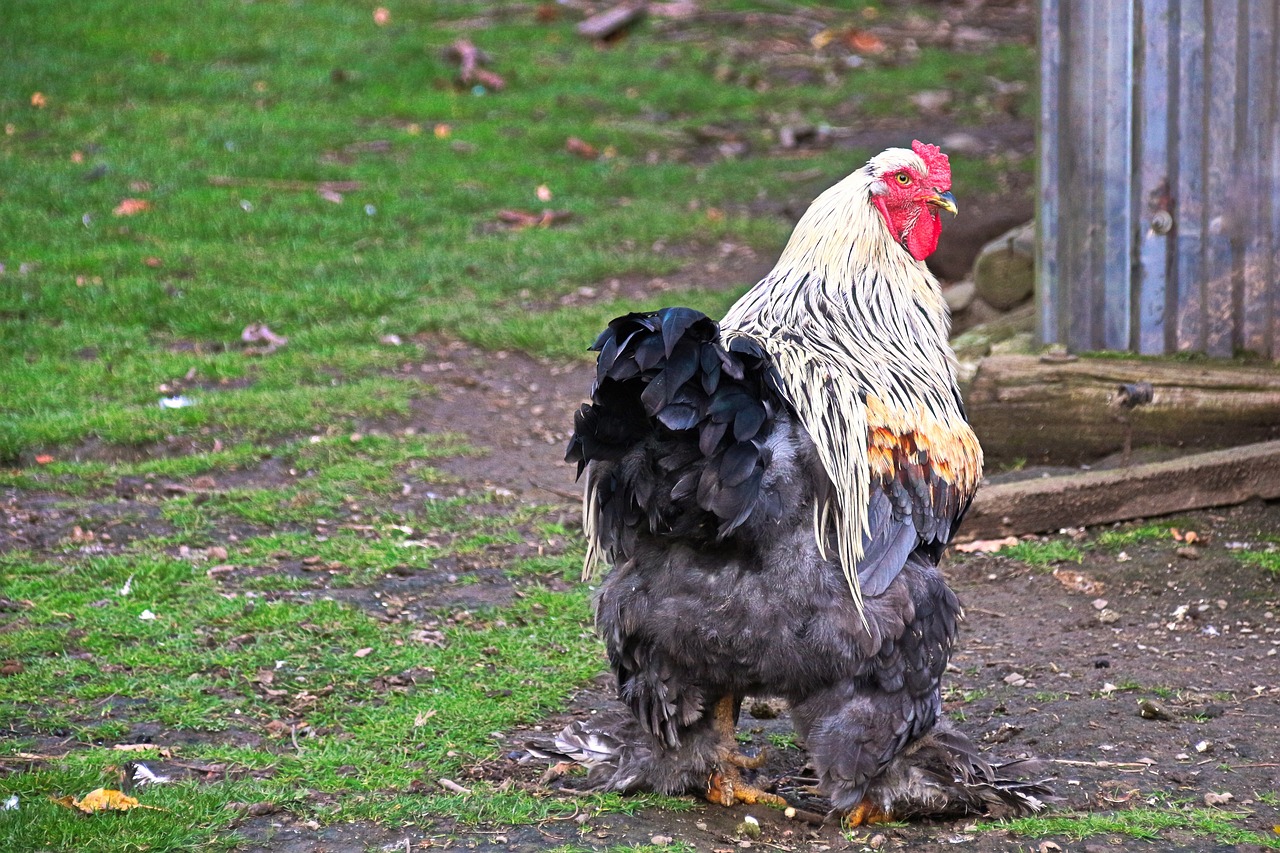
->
[792,683,939,823]
[704,695,789,808]
[788,557,962,824]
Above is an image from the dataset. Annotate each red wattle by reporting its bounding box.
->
[905,210,942,261]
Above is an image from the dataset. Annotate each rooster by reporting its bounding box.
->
[544,142,1049,824]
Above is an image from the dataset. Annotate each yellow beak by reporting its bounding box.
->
[927,190,958,217]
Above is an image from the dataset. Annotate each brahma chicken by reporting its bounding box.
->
[538,142,1049,825]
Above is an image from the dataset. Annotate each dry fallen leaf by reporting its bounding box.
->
[845,29,886,54]
[954,536,1019,554]
[240,323,288,355]
[1052,567,1105,596]
[111,744,171,756]
[35,454,54,465]
[112,198,151,217]
[565,137,599,159]
[353,647,373,658]
[31,91,47,108]
[1204,791,1234,807]
[52,788,164,814]
[809,28,835,50]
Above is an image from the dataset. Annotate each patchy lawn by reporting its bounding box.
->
[6,2,1278,852]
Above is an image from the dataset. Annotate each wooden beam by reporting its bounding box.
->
[966,355,1280,465]
[960,439,1280,540]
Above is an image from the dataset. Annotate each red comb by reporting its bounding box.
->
[911,140,951,187]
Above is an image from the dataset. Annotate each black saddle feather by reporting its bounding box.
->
[567,307,784,555]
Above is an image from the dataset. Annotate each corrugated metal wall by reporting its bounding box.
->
[1038,0,1280,358]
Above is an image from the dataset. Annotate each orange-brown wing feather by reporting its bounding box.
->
[857,400,981,596]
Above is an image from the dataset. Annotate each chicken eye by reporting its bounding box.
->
[895,173,912,185]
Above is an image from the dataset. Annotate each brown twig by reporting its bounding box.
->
[1050,759,1153,769]
[783,805,828,825]
[438,778,472,795]
[446,40,505,90]
[530,480,581,501]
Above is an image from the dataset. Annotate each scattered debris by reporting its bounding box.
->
[52,788,164,814]
[1052,567,1105,596]
[576,4,647,41]
[437,778,471,795]
[159,395,195,409]
[241,323,288,355]
[565,137,599,159]
[1137,698,1172,721]
[983,723,1023,744]
[445,40,505,91]
[124,761,172,791]
[112,198,150,217]
[493,209,573,230]
[954,536,1018,554]
[1097,608,1121,625]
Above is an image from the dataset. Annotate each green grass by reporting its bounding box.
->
[991,805,1280,848]
[0,493,606,850]
[999,539,1082,567]
[1239,549,1280,575]
[0,0,1033,463]
[1094,523,1173,549]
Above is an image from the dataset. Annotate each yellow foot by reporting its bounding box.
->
[706,763,789,809]
[842,798,894,827]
